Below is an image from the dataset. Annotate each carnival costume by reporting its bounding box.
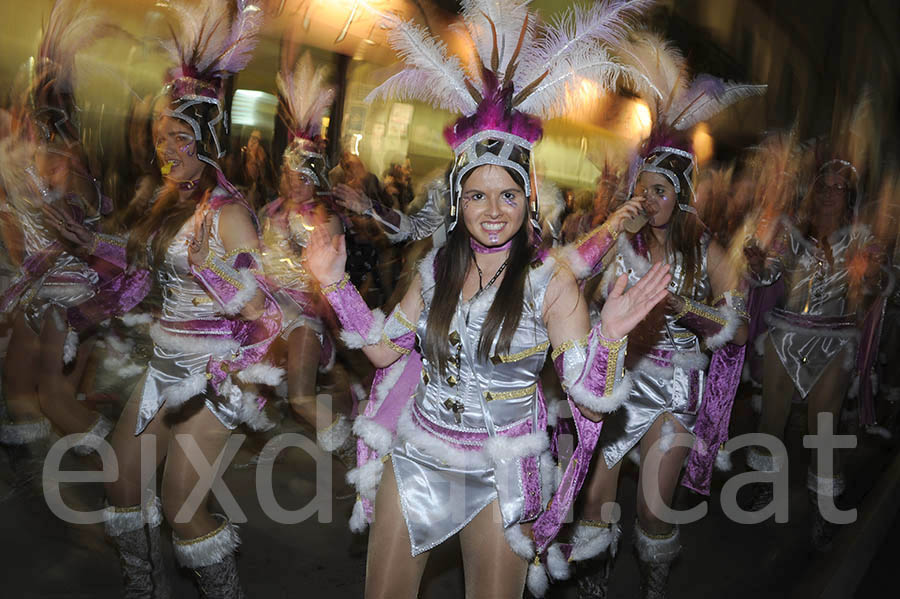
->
[68,2,277,596]
[323,1,658,594]
[0,0,117,456]
[745,155,885,547]
[257,50,352,451]
[572,33,763,598]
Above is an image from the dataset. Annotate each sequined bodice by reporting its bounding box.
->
[157,193,229,321]
[415,259,555,432]
[259,204,314,293]
[780,225,871,317]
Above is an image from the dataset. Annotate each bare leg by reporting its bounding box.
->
[581,449,624,523]
[286,325,325,429]
[105,374,172,507]
[36,308,97,436]
[636,414,692,536]
[758,335,796,440]
[459,501,529,599]
[365,458,429,599]
[806,346,852,474]
[2,311,42,422]
[160,403,233,539]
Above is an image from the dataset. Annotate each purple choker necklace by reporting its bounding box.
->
[470,238,512,254]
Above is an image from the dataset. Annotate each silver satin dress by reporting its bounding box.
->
[13,191,99,331]
[391,258,556,556]
[258,206,322,339]
[598,235,712,468]
[135,193,245,434]
[764,223,874,397]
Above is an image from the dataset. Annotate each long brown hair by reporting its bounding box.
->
[423,169,535,374]
[663,200,705,296]
[126,167,217,268]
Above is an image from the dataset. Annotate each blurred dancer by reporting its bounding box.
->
[0,0,117,467]
[744,154,884,550]
[576,33,761,599]
[258,51,353,459]
[50,2,276,596]
[306,1,658,597]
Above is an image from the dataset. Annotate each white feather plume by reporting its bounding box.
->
[277,51,335,139]
[666,75,768,131]
[517,43,630,119]
[515,0,653,94]
[161,0,263,78]
[457,0,535,82]
[367,19,478,114]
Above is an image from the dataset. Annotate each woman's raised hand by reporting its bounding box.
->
[599,262,671,340]
[604,196,645,235]
[305,225,347,287]
[42,201,93,255]
[188,212,213,267]
[332,183,373,215]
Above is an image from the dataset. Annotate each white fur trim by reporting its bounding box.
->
[104,497,163,537]
[741,361,751,382]
[547,543,570,580]
[558,243,593,280]
[627,446,641,466]
[219,269,259,316]
[63,329,79,365]
[754,332,768,356]
[120,312,153,326]
[72,415,113,456]
[318,414,352,452]
[371,357,407,412]
[750,394,762,414]
[527,561,550,598]
[483,431,548,464]
[173,516,241,568]
[353,415,394,456]
[162,373,208,409]
[104,333,134,354]
[318,340,336,373]
[864,424,892,439]
[395,404,488,468]
[745,447,782,473]
[806,470,845,497]
[150,323,240,357]
[339,308,386,349]
[633,523,681,564]
[540,451,560,505]
[236,362,285,386]
[350,382,366,403]
[570,522,621,562]
[705,305,740,350]
[236,391,275,432]
[658,416,676,453]
[347,458,384,502]
[545,396,563,427]
[503,524,535,560]
[570,373,633,414]
[715,447,733,472]
[617,233,652,276]
[633,352,708,380]
[0,418,51,445]
[349,498,369,533]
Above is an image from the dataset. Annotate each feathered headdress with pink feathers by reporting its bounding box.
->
[621,32,767,210]
[368,0,653,230]
[159,0,263,170]
[277,51,335,188]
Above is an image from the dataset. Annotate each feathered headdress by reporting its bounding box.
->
[277,51,335,187]
[159,0,264,170]
[368,0,653,230]
[30,0,120,147]
[621,32,767,211]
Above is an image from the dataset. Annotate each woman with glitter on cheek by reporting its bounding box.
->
[303,1,670,596]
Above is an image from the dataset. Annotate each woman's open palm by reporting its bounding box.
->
[600,262,671,339]
[305,226,347,287]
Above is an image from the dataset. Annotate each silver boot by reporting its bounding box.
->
[173,514,245,599]
[104,498,171,599]
[633,521,681,599]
